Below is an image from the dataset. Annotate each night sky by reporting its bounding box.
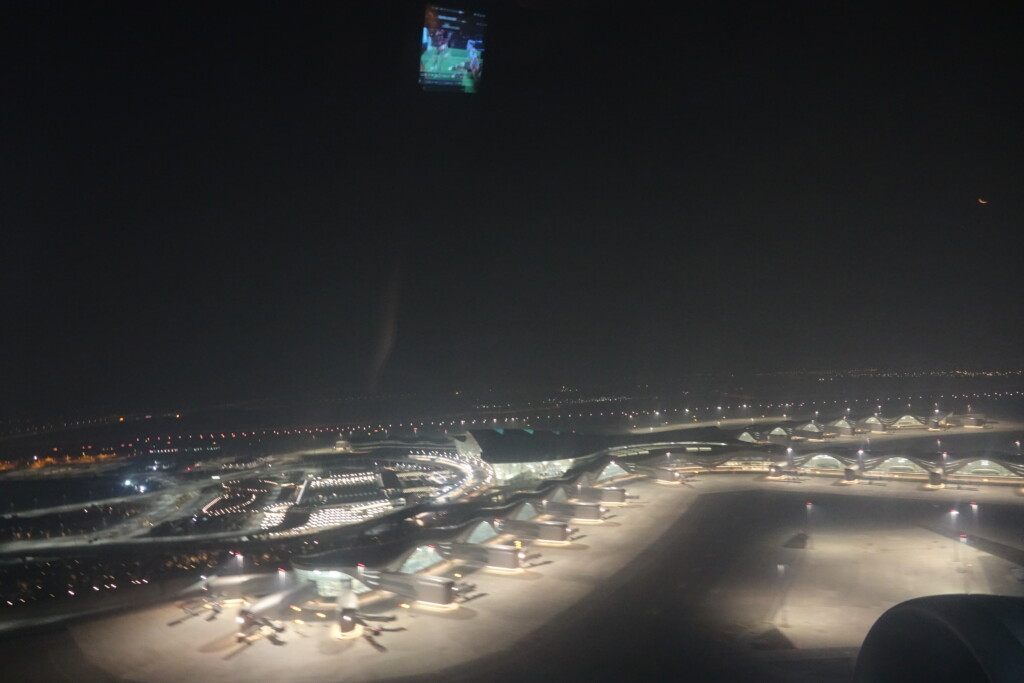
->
[3,1,1021,416]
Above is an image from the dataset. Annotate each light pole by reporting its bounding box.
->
[776,563,789,627]
[949,508,961,563]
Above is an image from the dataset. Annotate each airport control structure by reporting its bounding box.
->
[144,411,1024,646]
[3,405,1024,674]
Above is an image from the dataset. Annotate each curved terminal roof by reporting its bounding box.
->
[396,545,446,573]
[465,520,498,544]
[795,420,825,434]
[594,461,631,482]
[873,456,929,474]
[468,427,728,464]
[891,414,928,428]
[802,454,844,470]
[469,430,608,463]
[951,458,1024,478]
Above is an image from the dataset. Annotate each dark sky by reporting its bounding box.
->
[2,1,1022,416]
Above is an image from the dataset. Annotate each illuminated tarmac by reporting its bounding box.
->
[1,467,1020,682]
[3,419,1024,681]
[58,477,694,681]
